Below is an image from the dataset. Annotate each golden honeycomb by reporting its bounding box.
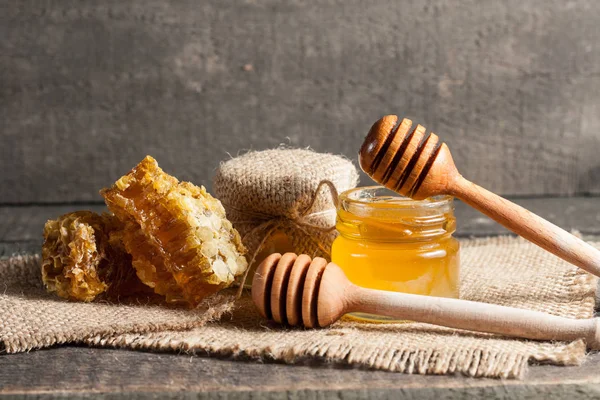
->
[41,211,143,302]
[101,156,248,306]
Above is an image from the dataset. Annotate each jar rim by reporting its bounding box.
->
[339,186,453,210]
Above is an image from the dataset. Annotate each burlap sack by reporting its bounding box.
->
[1,237,597,379]
[213,149,360,279]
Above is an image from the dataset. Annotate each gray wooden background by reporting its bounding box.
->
[2,0,600,204]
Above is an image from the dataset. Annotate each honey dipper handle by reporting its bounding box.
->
[449,176,600,277]
[351,286,600,348]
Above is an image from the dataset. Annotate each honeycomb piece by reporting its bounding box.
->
[101,156,248,306]
[41,211,143,302]
[105,228,153,299]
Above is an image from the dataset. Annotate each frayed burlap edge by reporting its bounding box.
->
[2,236,598,379]
[0,254,236,354]
[80,236,598,379]
[82,328,535,378]
[79,312,587,379]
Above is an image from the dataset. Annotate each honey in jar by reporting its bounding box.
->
[331,186,460,322]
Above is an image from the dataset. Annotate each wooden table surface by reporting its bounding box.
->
[1,197,599,399]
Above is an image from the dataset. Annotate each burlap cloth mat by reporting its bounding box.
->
[1,237,597,379]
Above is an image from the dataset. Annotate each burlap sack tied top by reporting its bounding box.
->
[214,148,359,284]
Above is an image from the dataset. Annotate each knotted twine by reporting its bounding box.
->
[213,149,360,290]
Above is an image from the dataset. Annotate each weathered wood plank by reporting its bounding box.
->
[2,0,600,203]
[454,196,600,237]
[0,241,40,257]
[1,197,598,243]
[1,346,600,399]
[1,207,600,398]
[0,204,107,244]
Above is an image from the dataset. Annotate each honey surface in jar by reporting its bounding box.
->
[331,187,459,321]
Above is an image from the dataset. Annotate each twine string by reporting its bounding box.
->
[233,180,340,298]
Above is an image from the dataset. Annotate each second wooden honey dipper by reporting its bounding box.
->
[252,253,600,348]
[359,115,600,277]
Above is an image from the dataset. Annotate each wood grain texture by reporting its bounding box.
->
[1,215,600,398]
[1,346,600,399]
[1,198,599,243]
[2,0,600,203]
[0,204,107,243]
[454,197,600,237]
[453,178,600,278]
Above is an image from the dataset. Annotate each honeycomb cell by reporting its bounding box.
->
[101,156,248,306]
[41,211,142,302]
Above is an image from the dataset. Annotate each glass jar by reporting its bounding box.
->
[331,186,460,322]
[243,230,295,288]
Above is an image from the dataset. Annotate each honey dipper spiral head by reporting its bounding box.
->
[251,253,350,328]
[359,115,458,200]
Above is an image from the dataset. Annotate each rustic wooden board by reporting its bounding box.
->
[1,346,600,399]
[1,197,598,243]
[1,203,600,398]
[2,0,600,203]
[0,204,106,244]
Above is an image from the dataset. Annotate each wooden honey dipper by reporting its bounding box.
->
[252,253,600,348]
[359,115,600,277]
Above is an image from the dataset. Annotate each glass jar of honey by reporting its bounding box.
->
[331,186,460,322]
